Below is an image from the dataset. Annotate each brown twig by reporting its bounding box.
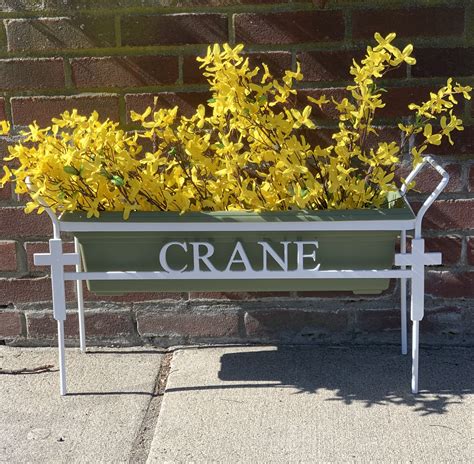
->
[0,364,55,375]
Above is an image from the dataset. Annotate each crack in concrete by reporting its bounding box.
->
[128,350,174,464]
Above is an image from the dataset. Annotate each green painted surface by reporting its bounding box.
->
[65,206,415,295]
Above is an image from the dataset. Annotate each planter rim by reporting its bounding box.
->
[60,202,415,224]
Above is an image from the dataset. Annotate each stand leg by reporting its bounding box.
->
[58,320,67,396]
[411,320,419,394]
[74,238,86,353]
[35,238,80,396]
[400,230,407,355]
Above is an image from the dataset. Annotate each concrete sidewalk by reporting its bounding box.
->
[0,346,165,463]
[148,345,473,463]
[1,345,472,463]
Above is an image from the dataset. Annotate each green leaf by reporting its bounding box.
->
[111,175,124,187]
[64,166,79,176]
[207,98,216,104]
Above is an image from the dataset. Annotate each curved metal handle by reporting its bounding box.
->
[25,176,61,239]
[401,156,450,238]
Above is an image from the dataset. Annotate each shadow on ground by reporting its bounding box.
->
[168,345,473,416]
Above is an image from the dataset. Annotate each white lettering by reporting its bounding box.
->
[190,242,217,272]
[295,241,320,271]
[159,241,188,273]
[258,241,290,271]
[225,241,253,272]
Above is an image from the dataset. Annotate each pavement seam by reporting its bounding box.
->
[128,350,174,464]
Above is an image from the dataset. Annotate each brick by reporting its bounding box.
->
[396,163,463,193]
[81,283,186,303]
[0,97,6,120]
[246,51,293,77]
[183,51,292,85]
[72,56,179,88]
[183,56,208,85]
[0,311,23,338]
[25,241,74,273]
[0,240,17,271]
[0,277,74,304]
[122,14,227,46]
[297,49,406,82]
[0,58,64,91]
[11,95,120,126]
[126,91,211,121]
[467,236,474,265]
[0,183,11,201]
[426,271,474,298]
[470,166,474,192]
[356,309,400,333]
[297,279,397,299]
[413,199,474,231]
[235,11,344,44]
[314,86,420,122]
[0,148,12,200]
[379,86,463,119]
[424,236,462,266]
[5,16,115,51]
[352,7,464,39]
[137,310,239,338]
[0,141,12,201]
[423,307,463,334]
[0,207,52,238]
[244,309,348,338]
[425,271,474,298]
[412,48,474,78]
[424,126,474,156]
[299,50,360,82]
[26,310,135,338]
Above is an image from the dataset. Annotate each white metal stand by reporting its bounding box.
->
[34,156,449,396]
[74,237,86,353]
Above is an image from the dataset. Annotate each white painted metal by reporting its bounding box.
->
[401,156,449,239]
[34,239,80,321]
[74,238,86,353]
[400,230,408,355]
[58,219,416,233]
[412,320,420,394]
[395,239,441,322]
[58,320,67,396]
[64,269,414,281]
[32,156,450,396]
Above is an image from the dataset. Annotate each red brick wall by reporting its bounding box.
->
[0,0,472,345]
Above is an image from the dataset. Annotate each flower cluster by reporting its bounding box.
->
[0,33,471,218]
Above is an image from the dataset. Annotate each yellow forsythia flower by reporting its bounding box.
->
[0,34,471,218]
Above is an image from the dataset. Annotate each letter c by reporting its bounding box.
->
[159,242,188,273]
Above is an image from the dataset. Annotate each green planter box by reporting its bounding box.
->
[62,206,415,295]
